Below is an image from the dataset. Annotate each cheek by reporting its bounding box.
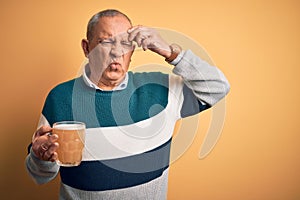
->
[122,57,131,71]
[88,46,112,75]
[90,47,110,61]
[97,46,110,57]
[99,50,110,60]
[123,51,133,64]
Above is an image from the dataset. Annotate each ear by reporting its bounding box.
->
[81,39,89,57]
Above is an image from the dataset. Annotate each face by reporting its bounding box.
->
[82,15,134,87]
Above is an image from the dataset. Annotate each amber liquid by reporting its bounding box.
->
[53,126,85,167]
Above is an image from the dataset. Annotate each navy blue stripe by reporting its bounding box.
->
[180,84,210,118]
[60,138,171,191]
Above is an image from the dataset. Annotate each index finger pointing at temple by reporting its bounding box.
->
[127,25,140,33]
[127,25,143,41]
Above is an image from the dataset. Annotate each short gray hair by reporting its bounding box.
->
[86,9,132,41]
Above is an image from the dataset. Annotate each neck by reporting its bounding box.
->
[97,79,120,90]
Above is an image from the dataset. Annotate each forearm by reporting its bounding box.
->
[172,50,230,106]
[25,147,59,184]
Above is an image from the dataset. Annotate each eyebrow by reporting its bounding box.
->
[98,34,130,41]
[97,37,113,41]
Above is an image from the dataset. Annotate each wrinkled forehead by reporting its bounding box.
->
[105,31,132,42]
[94,16,132,39]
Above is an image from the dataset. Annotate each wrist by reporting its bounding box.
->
[165,44,182,63]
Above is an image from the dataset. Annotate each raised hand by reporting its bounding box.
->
[128,26,172,59]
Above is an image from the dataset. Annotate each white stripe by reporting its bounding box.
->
[60,169,169,199]
[167,74,185,120]
[82,103,177,161]
[37,114,50,128]
[32,114,50,140]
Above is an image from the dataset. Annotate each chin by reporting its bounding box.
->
[105,72,125,81]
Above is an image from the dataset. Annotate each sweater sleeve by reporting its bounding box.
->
[170,50,230,119]
[25,148,59,184]
[25,114,59,184]
[172,50,230,106]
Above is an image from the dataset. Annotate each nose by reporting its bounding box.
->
[110,43,124,58]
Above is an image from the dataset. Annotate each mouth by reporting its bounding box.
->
[108,62,121,71]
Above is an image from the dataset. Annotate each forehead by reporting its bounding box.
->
[94,15,132,38]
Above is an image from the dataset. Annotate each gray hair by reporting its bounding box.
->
[86,9,132,41]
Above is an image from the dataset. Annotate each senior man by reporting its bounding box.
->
[26,9,230,200]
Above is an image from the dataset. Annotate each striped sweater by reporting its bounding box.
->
[26,50,230,200]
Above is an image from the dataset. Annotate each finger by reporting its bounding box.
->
[128,30,139,43]
[127,26,137,33]
[141,38,152,51]
[136,33,147,47]
[37,143,47,159]
[127,25,142,34]
[48,134,59,143]
[32,131,57,157]
[43,142,59,161]
[49,152,58,162]
[48,142,59,162]
[39,140,51,153]
[48,142,59,155]
[35,126,52,137]
[38,143,47,159]
[128,26,144,41]
[43,149,51,160]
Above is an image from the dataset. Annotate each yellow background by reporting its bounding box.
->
[1,0,299,199]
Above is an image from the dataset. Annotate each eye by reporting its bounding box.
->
[121,41,133,47]
[99,39,113,46]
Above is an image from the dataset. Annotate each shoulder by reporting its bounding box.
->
[45,77,84,103]
[42,78,82,124]
[50,79,76,94]
[47,76,87,97]
[129,71,169,88]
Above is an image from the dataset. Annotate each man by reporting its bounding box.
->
[26,9,230,199]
